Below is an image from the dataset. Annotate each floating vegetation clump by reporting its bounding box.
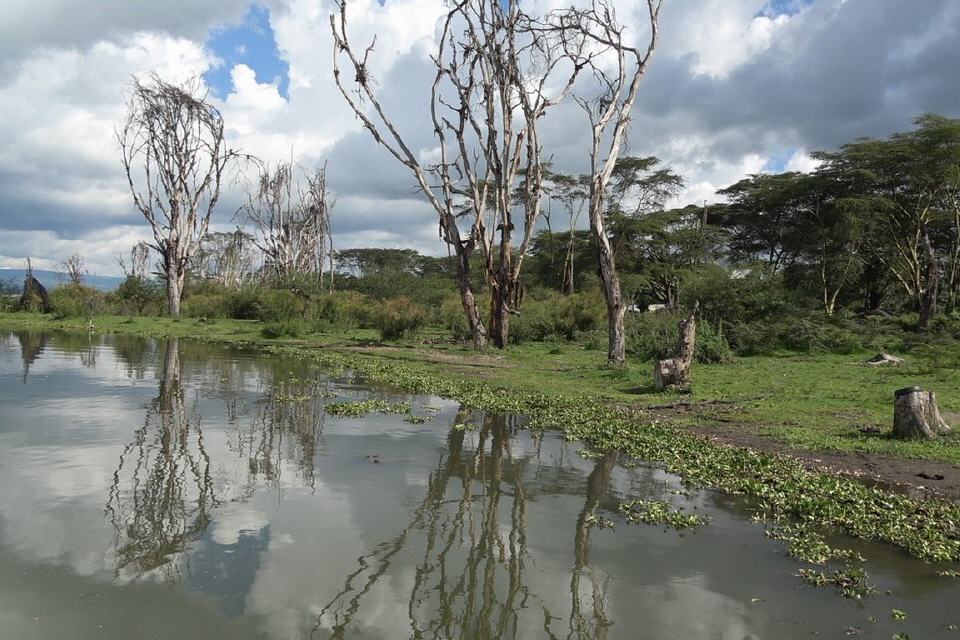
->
[797,567,876,599]
[620,499,708,530]
[765,523,864,565]
[325,399,410,418]
[403,414,433,424]
[584,511,616,530]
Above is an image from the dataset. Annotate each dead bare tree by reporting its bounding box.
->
[330,0,584,348]
[556,0,664,364]
[197,230,257,289]
[238,161,334,286]
[119,74,241,318]
[60,254,86,285]
[116,241,152,280]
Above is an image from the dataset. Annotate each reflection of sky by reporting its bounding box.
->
[1,332,959,639]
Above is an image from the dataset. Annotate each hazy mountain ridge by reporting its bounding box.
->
[0,268,125,292]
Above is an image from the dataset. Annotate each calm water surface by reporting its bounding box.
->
[1,331,958,639]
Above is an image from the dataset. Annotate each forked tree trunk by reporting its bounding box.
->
[893,386,951,439]
[654,302,699,391]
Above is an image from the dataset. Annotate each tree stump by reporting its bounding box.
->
[893,386,951,439]
[654,302,698,391]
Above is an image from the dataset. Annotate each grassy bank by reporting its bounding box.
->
[4,311,959,465]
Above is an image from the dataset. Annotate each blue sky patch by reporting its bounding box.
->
[761,0,813,18]
[763,147,799,173]
[205,4,289,99]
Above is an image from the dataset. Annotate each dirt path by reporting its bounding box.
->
[684,420,960,501]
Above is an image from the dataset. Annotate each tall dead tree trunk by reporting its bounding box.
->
[654,302,698,391]
[559,0,663,364]
[893,386,951,439]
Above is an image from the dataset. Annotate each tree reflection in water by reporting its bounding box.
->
[105,338,218,580]
[105,339,331,579]
[234,366,330,493]
[566,452,617,640]
[16,331,48,381]
[314,411,618,640]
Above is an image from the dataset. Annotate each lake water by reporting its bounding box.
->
[1,331,958,639]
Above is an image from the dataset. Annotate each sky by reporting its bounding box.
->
[0,0,958,276]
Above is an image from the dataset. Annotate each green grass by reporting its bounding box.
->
[3,311,959,464]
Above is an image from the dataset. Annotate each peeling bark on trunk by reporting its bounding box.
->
[454,248,487,349]
[893,386,951,439]
[165,257,184,319]
[654,302,699,391]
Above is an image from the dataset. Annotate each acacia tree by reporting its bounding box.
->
[556,0,664,364]
[814,117,960,327]
[716,172,811,273]
[119,75,239,318]
[330,0,583,348]
[238,161,335,286]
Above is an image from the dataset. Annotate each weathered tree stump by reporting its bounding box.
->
[654,302,699,391]
[893,386,951,439]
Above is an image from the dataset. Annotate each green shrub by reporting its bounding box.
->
[372,297,426,341]
[306,291,374,329]
[50,284,104,319]
[225,288,264,320]
[260,320,304,339]
[684,267,796,326]
[439,295,471,342]
[113,276,163,315]
[182,293,228,318]
[509,291,606,344]
[626,310,732,363]
[724,314,870,356]
[258,289,306,322]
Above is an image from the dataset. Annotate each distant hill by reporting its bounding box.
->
[0,268,125,292]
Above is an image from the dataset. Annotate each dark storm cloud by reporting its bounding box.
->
[633,0,960,159]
